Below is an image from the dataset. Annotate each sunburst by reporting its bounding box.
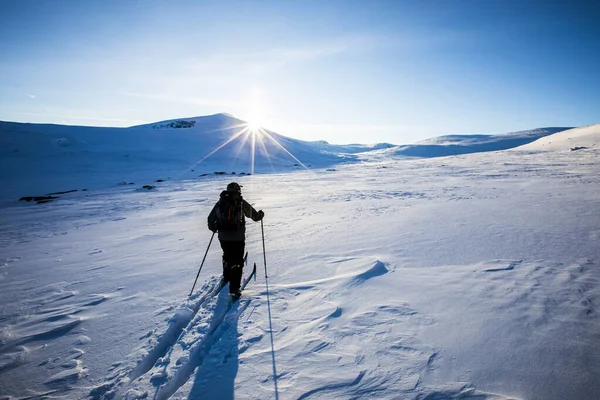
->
[247,120,263,133]
[185,116,310,178]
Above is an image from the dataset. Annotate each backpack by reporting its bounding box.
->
[216,190,244,231]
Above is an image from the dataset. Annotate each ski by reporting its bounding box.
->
[239,262,257,294]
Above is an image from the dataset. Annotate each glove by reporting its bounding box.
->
[258,210,264,220]
[208,220,218,233]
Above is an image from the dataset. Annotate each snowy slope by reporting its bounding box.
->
[517,123,600,151]
[0,114,377,204]
[388,127,571,158]
[1,119,600,400]
[0,116,572,206]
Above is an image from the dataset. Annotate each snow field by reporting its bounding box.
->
[1,123,599,399]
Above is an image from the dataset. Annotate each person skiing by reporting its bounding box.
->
[207,182,264,298]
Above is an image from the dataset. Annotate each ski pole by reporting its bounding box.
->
[261,217,278,398]
[189,231,215,296]
[261,218,268,279]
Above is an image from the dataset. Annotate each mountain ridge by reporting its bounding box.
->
[0,115,593,204]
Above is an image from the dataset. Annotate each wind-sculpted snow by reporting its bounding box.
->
[349,260,389,284]
[0,279,114,395]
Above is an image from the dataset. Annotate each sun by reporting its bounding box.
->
[247,119,263,133]
[245,112,267,133]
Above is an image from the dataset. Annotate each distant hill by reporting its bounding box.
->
[387,127,573,158]
[517,124,600,152]
[0,114,389,202]
[0,113,588,204]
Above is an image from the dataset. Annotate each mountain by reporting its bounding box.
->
[0,114,586,204]
[0,114,383,203]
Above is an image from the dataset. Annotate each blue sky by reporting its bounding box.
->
[1,0,599,144]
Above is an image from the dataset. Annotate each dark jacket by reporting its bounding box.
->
[208,192,262,241]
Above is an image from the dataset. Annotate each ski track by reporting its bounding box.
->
[153,297,252,400]
[90,277,225,399]
[89,253,247,398]
[96,269,256,400]
[127,277,224,381]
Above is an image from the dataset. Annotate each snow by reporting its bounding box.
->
[389,127,572,158]
[1,117,600,400]
[0,113,378,205]
[517,124,600,151]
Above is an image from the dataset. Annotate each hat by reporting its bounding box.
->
[226,182,242,192]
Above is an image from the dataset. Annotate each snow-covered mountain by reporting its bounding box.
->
[0,114,405,204]
[0,114,573,205]
[0,114,357,203]
[1,119,600,400]
[388,127,572,158]
[517,123,600,151]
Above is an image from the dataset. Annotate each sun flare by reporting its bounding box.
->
[246,118,264,133]
[187,107,311,178]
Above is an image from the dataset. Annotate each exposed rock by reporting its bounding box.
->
[19,195,59,204]
[46,189,77,195]
[152,120,196,129]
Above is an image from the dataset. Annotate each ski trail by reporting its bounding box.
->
[127,277,225,382]
[95,264,255,399]
[105,277,225,399]
[153,266,256,399]
[154,297,252,400]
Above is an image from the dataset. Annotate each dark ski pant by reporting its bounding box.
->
[219,240,245,293]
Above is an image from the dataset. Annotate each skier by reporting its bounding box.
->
[207,182,264,298]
